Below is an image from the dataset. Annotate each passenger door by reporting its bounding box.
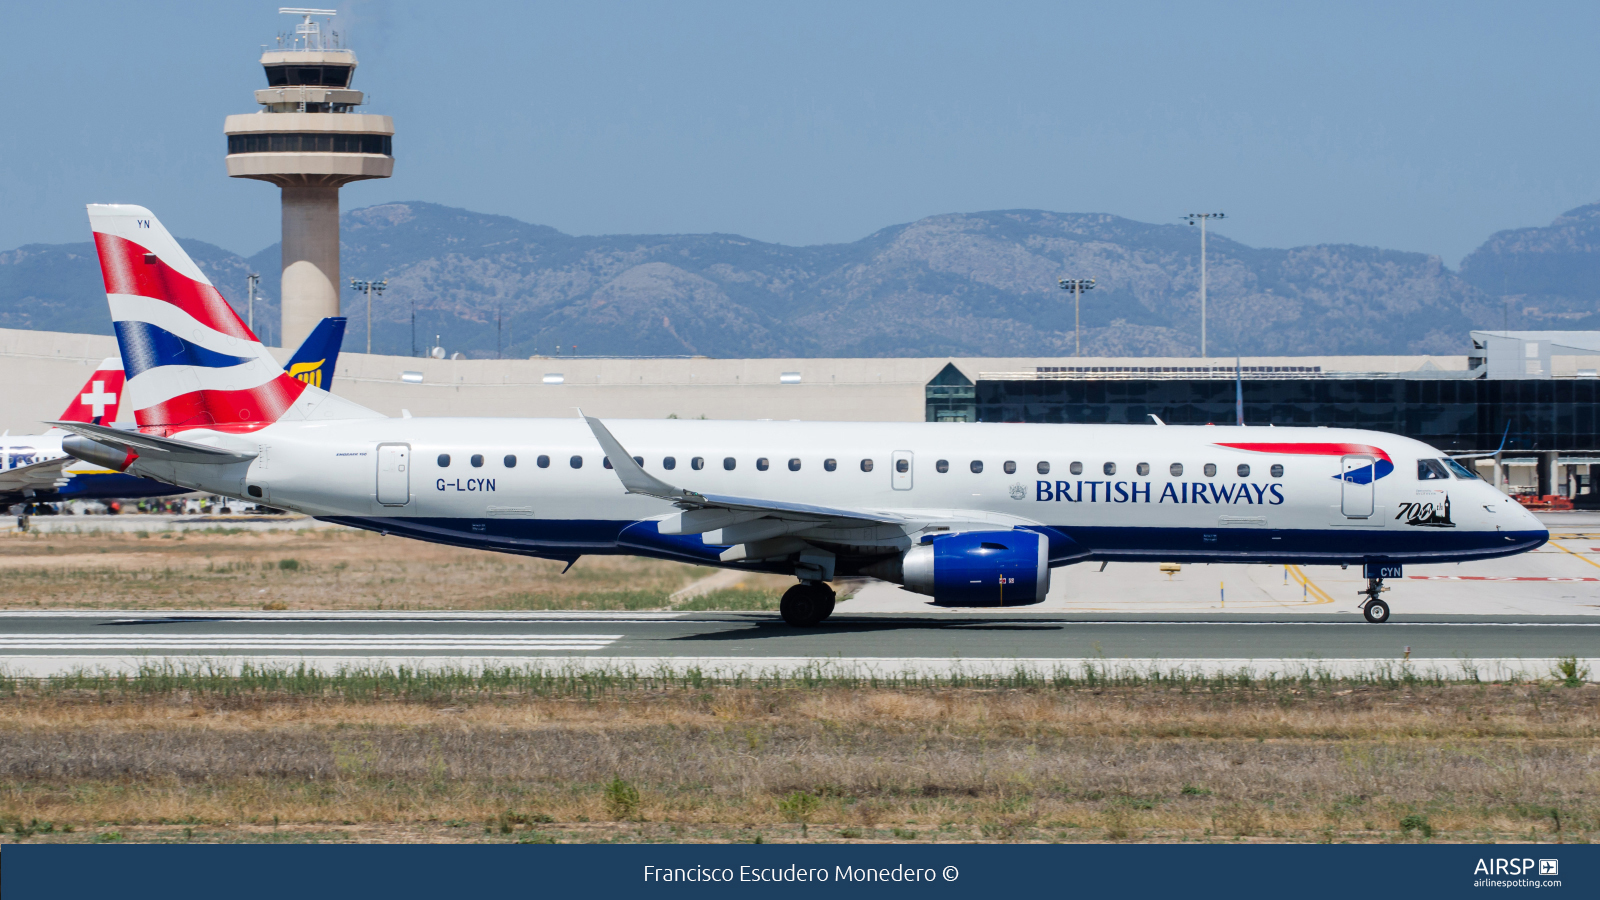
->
[891,450,914,490]
[376,443,411,506]
[1340,455,1375,518]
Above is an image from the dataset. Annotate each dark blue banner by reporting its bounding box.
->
[2,844,1591,898]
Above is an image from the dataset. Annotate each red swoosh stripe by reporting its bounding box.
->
[94,232,258,342]
[135,373,306,436]
[1217,442,1392,463]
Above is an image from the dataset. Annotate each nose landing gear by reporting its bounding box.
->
[1359,577,1390,623]
[780,581,836,627]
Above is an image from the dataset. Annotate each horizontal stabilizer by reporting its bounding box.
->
[52,420,256,467]
[0,458,72,504]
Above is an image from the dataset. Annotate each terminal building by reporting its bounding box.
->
[5,328,1598,503]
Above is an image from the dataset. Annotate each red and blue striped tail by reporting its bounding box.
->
[87,204,306,435]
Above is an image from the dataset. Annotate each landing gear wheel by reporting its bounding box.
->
[780,583,835,627]
[1358,575,1391,624]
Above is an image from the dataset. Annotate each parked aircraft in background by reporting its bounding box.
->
[60,205,1547,625]
[1,314,346,509]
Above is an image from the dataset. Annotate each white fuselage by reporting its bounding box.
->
[118,417,1547,573]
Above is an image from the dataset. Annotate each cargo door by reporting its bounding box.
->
[891,450,914,490]
[376,443,411,506]
[1340,455,1375,518]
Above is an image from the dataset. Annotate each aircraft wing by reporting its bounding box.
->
[583,415,905,529]
[0,457,72,505]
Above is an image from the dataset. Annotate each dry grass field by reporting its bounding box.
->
[0,672,1595,845]
[0,525,791,611]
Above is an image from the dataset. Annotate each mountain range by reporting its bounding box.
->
[4,201,1598,359]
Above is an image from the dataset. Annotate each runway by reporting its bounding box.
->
[1,609,1596,679]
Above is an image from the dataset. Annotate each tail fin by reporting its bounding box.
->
[284,317,347,389]
[56,358,126,425]
[87,204,307,435]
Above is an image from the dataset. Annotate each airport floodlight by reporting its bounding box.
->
[349,278,387,354]
[1180,213,1226,357]
[1058,278,1097,357]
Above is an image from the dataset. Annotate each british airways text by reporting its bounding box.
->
[1036,480,1285,505]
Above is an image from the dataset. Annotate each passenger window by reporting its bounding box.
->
[437,454,451,467]
[504,455,516,468]
[1270,464,1284,478]
[1070,461,1083,475]
[604,457,613,469]
[1204,463,1217,477]
[824,458,837,472]
[1237,464,1250,477]
[896,459,909,473]
[723,457,737,471]
[470,454,484,468]
[1136,462,1150,476]
[1170,463,1183,477]
[1103,462,1116,476]
[633,456,643,467]
[936,459,949,473]
[663,456,676,470]
[1003,461,1017,475]
[570,455,583,469]
[970,460,983,474]
[1418,459,1450,480]
[757,457,769,471]
[537,455,550,469]
[692,457,705,470]
[860,459,874,472]
[1037,461,1050,475]
[788,458,801,471]
[1441,457,1478,480]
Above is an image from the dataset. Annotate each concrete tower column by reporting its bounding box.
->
[280,184,342,346]
[223,10,393,348]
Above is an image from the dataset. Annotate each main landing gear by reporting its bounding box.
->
[1359,577,1391,624]
[780,582,836,627]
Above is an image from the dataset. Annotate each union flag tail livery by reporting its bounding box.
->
[88,204,307,435]
[56,359,125,426]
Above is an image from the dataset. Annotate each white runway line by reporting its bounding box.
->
[0,655,1592,681]
[0,634,622,651]
[0,611,684,622]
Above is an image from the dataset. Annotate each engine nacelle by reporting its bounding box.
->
[873,530,1050,607]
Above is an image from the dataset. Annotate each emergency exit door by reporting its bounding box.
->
[1340,455,1375,518]
[377,443,411,506]
[891,450,914,490]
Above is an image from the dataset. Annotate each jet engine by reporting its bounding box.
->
[863,530,1050,607]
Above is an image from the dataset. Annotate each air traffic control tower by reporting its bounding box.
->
[224,8,393,347]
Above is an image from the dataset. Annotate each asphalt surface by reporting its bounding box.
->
[1,610,1596,660]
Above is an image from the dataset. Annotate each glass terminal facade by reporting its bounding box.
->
[925,374,1600,455]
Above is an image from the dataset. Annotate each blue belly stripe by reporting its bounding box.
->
[314,516,1547,569]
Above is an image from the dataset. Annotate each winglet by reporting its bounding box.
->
[582,415,702,504]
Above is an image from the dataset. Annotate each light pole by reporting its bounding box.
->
[245,273,260,333]
[348,278,387,354]
[1057,278,1097,357]
[1182,213,1225,358]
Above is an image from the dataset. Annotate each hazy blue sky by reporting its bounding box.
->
[4,1,1598,264]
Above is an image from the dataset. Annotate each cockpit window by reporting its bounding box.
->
[1417,459,1450,481]
[1440,457,1479,480]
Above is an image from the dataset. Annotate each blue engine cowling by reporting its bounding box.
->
[901,530,1050,607]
